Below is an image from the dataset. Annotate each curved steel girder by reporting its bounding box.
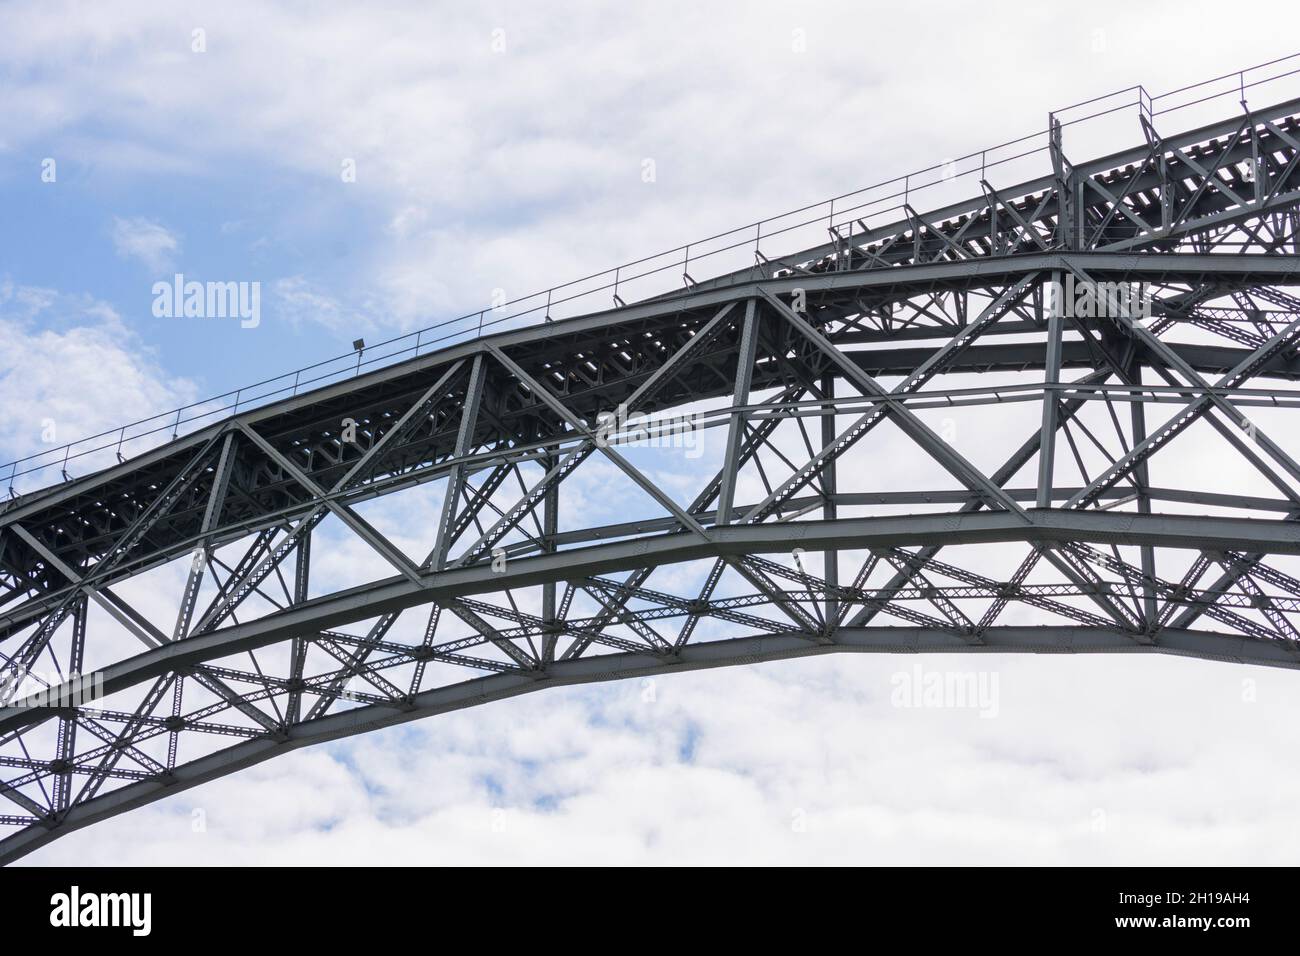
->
[6,251,1300,526]
[6,85,1298,528]
[5,94,1300,864]
[7,330,1300,639]
[0,620,1291,865]
[676,94,1300,295]
[5,508,1300,738]
[7,85,1300,868]
[5,252,1300,633]
[7,468,1297,647]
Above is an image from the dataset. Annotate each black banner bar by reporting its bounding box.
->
[0,865,1285,944]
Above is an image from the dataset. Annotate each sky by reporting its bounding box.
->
[5,0,1300,864]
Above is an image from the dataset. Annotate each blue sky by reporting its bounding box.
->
[4,0,1296,464]
[7,0,1300,864]
[3,160,365,387]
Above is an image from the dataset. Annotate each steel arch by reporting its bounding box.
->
[5,84,1300,863]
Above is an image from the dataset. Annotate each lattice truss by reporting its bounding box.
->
[3,96,1300,862]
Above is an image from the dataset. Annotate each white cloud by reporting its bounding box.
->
[272,275,370,336]
[5,1,1294,328]
[4,1,1300,866]
[18,650,1300,866]
[0,281,198,488]
[111,216,180,272]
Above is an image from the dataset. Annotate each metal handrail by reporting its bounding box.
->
[7,51,1300,494]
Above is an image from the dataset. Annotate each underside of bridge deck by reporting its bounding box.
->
[3,88,1300,864]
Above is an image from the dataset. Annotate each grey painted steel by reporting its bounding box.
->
[0,624,1288,863]
[4,86,1300,864]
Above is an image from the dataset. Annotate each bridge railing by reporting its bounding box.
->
[6,52,1300,499]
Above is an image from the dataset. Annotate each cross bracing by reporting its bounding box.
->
[4,85,1300,863]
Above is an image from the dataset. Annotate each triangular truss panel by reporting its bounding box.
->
[5,75,1300,862]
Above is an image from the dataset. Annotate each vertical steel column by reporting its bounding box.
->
[434,355,487,570]
[172,431,237,641]
[1037,272,1064,508]
[51,597,87,814]
[541,451,559,664]
[820,372,838,624]
[1128,365,1159,630]
[716,298,759,526]
[284,530,312,726]
[169,430,237,766]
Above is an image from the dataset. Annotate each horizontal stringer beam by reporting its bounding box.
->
[7,103,1300,864]
[6,270,1300,862]
[4,494,1300,859]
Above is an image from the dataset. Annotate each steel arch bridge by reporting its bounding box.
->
[5,78,1300,864]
